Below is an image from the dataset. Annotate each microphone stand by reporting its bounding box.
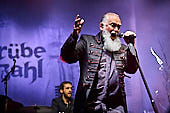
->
[1,59,16,113]
[128,43,159,113]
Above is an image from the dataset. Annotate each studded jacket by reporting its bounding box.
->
[60,32,138,113]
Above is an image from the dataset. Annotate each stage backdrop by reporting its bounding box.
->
[0,0,170,113]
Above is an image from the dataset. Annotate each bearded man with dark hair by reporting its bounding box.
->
[51,81,74,113]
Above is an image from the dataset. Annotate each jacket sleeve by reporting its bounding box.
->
[60,34,86,64]
[124,48,138,74]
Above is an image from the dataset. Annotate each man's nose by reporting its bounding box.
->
[113,26,119,31]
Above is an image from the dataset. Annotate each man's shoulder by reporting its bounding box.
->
[80,34,96,42]
[81,34,94,36]
[52,96,62,102]
[81,34,95,38]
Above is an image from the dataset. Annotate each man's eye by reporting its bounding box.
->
[111,23,116,27]
[110,23,121,29]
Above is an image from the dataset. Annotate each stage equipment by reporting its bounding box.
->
[18,105,53,113]
[1,59,16,113]
[127,39,159,113]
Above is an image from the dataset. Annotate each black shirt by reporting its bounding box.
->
[51,96,74,113]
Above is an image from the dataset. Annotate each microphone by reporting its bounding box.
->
[111,31,137,56]
[111,31,123,38]
[111,31,136,38]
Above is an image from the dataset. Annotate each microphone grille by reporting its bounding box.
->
[118,33,124,38]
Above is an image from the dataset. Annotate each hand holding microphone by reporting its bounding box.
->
[111,30,136,45]
[111,30,137,56]
[122,31,137,56]
[123,30,136,45]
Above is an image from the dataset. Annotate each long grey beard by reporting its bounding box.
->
[102,30,121,52]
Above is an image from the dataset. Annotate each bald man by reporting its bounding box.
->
[60,12,138,113]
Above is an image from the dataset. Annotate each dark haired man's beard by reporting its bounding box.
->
[102,30,121,52]
[64,93,72,99]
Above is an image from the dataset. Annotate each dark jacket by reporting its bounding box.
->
[51,96,74,113]
[60,32,138,113]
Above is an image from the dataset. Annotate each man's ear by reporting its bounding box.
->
[60,89,63,94]
[100,22,104,31]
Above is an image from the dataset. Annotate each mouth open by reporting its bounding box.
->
[111,31,117,37]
